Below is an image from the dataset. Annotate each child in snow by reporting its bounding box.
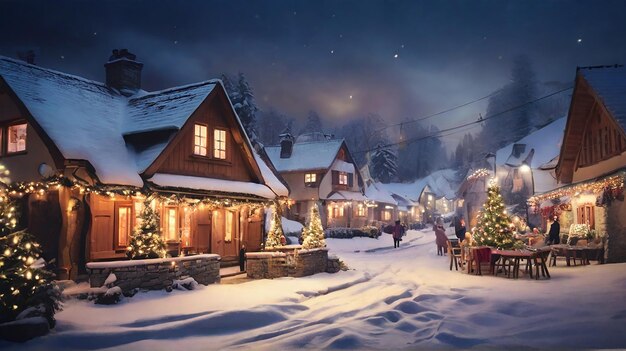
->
[392,220,404,248]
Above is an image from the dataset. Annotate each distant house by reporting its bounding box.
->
[456,168,490,228]
[0,50,288,279]
[534,65,626,262]
[495,117,567,228]
[265,132,367,228]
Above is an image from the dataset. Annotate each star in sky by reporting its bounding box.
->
[577,38,582,43]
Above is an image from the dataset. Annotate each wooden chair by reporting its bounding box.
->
[447,239,462,271]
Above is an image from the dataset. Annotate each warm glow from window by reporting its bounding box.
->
[7,123,27,153]
[194,124,207,156]
[332,206,344,218]
[214,129,226,159]
[305,173,316,183]
[117,206,132,247]
[225,211,234,242]
[357,204,365,217]
[339,172,348,185]
[165,207,178,241]
[382,210,391,221]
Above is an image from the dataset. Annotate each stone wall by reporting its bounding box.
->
[86,254,220,290]
[606,200,626,263]
[246,249,331,279]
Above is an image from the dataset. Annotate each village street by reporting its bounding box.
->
[7,227,626,351]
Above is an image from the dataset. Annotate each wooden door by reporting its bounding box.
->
[247,211,264,251]
[211,209,225,256]
[89,195,115,260]
[28,193,62,264]
[222,209,239,258]
[192,207,211,253]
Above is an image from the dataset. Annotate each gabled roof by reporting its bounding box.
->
[265,138,344,172]
[0,56,286,198]
[579,65,626,131]
[496,117,567,169]
[557,65,626,183]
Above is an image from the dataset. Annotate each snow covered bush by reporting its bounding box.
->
[324,226,381,239]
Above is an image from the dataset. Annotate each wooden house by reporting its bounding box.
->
[0,50,288,279]
[533,65,626,262]
[265,132,367,228]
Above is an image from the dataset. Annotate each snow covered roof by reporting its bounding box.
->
[0,56,284,199]
[365,183,397,205]
[579,65,626,131]
[496,117,567,169]
[372,169,459,203]
[125,81,217,135]
[326,190,367,202]
[0,56,143,186]
[148,173,277,199]
[265,139,344,172]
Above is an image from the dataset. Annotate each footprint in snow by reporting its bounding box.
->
[376,310,403,322]
[395,301,431,314]
[435,332,486,347]
[384,290,413,304]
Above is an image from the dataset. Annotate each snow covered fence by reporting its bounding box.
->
[86,254,220,291]
[246,248,333,279]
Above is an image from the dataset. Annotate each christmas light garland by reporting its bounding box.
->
[528,172,625,207]
[467,168,491,181]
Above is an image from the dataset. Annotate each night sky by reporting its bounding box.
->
[2,0,626,146]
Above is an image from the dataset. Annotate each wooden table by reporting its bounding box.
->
[550,245,589,266]
[491,248,550,280]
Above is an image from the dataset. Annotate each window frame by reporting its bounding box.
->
[338,172,348,185]
[114,201,134,249]
[163,206,179,242]
[6,121,28,156]
[356,203,366,217]
[304,173,317,186]
[213,128,227,160]
[193,123,208,157]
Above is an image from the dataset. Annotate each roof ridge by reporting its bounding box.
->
[0,55,113,91]
[129,79,220,101]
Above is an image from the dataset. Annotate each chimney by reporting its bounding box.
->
[104,49,143,96]
[279,132,294,158]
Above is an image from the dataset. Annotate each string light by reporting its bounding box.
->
[528,172,624,207]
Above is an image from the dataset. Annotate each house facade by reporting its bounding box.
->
[265,133,368,228]
[532,65,626,262]
[0,50,288,279]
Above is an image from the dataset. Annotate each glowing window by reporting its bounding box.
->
[225,210,234,242]
[193,124,208,156]
[338,172,348,185]
[117,206,132,247]
[7,123,27,153]
[382,210,391,221]
[164,207,178,241]
[305,173,316,184]
[357,204,365,217]
[214,129,227,159]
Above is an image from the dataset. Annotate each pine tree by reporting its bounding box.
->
[265,204,284,249]
[370,144,398,183]
[472,180,523,249]
[221,73,259,142]
[126,201,167,259]
[0,165,61,327]
[300,110,323,135]
[301,203,326,249]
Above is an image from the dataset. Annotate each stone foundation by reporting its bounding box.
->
[246,248,331,279]
[86,254,220,291]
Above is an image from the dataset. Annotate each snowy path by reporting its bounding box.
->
[6,229,626,350]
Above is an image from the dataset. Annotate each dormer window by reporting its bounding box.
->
[7,123,27,154]
[214,129,226,159]
[338,172,348,185]
[193,124,207,156]
[304,173,317,186]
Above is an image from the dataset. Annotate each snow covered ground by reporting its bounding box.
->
[5,228,626,350]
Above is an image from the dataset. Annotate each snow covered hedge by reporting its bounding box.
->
[324,226,381,239]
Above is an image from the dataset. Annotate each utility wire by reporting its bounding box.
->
[353,86,573,155]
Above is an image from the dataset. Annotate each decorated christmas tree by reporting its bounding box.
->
[126,201,167,259]
[472,179,522,249]
[0,165,61,327]
[264,204,284,249]
[301,203,326,249]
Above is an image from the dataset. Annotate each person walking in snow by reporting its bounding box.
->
[547,216,561,245]
[392,220,404,248]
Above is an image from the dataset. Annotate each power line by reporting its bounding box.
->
[375,89,499,134]
[353,86,573,155]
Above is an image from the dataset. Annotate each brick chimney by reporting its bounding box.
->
[279,132,295,158]
[104,49,143,96]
